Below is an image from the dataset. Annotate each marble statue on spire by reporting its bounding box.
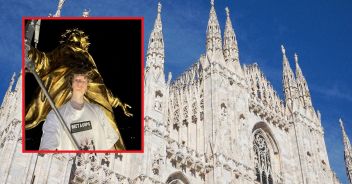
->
[82,9,90,17]
[281,45,286,54]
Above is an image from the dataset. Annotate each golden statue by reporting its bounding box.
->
[25,28,132,150]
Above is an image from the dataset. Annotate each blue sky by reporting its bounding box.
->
[1,0,351,183]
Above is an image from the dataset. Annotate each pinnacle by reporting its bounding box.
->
[223,6,241,73]
[281,45,290,68]
[225,7,230,17]
[340,118,352,150]
[224,7,233,30]
[294,53,298,64]
[146,2,165,69]
[281,45,286,55]
[340,118,347,134]
[294,53,303,75]
[158,2,162,14]
[206,0,222,55]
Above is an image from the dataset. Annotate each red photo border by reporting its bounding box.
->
[22,17,144,154]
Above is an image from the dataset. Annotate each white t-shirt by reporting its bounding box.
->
[39,102,119,150]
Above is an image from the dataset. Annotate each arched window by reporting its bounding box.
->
[253,130,274,184]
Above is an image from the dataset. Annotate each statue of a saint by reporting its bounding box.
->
[25,28,132,150]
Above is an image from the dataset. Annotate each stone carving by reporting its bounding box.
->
[220,103,227,121]
[154,90,163,112]
[253,130,274,184]
[152,148,165,175]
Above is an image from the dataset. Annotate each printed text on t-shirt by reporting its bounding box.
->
[70,121,92,133]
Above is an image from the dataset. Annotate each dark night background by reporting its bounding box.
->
[24,19,142,150]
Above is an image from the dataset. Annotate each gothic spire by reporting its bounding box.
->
[294,53,313,109]
[340,118,352,153]
[339,118,352,184]
[53,0,65,17]
[206,0,222,56]
[146,2,165,72]
[144,2,168,123]
[223,7,241,74]
[281,45,298,111]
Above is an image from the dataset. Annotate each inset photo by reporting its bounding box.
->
[23,18,143,153]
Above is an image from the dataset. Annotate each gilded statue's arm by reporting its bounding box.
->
[27,47,51,77]
[106,89,133,117]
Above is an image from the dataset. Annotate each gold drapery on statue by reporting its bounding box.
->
[25,29,132,150]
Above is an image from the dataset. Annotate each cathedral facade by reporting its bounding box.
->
[144,1,341,183]
[0,1,348,184]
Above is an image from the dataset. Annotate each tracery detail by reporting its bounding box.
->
[253,130,274,184]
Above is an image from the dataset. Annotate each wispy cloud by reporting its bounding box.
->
[312,84,352,102]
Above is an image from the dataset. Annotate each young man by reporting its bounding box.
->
[39,69,119,150]
[26,28,131,150]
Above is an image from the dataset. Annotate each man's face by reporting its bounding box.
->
[72,74,88,96]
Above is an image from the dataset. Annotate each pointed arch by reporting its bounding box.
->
[252,122,280,154]
[252,122,282,184]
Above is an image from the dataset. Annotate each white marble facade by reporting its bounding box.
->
[0,1,347,184]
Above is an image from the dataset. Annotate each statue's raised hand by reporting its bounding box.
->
[122,103,133,117]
